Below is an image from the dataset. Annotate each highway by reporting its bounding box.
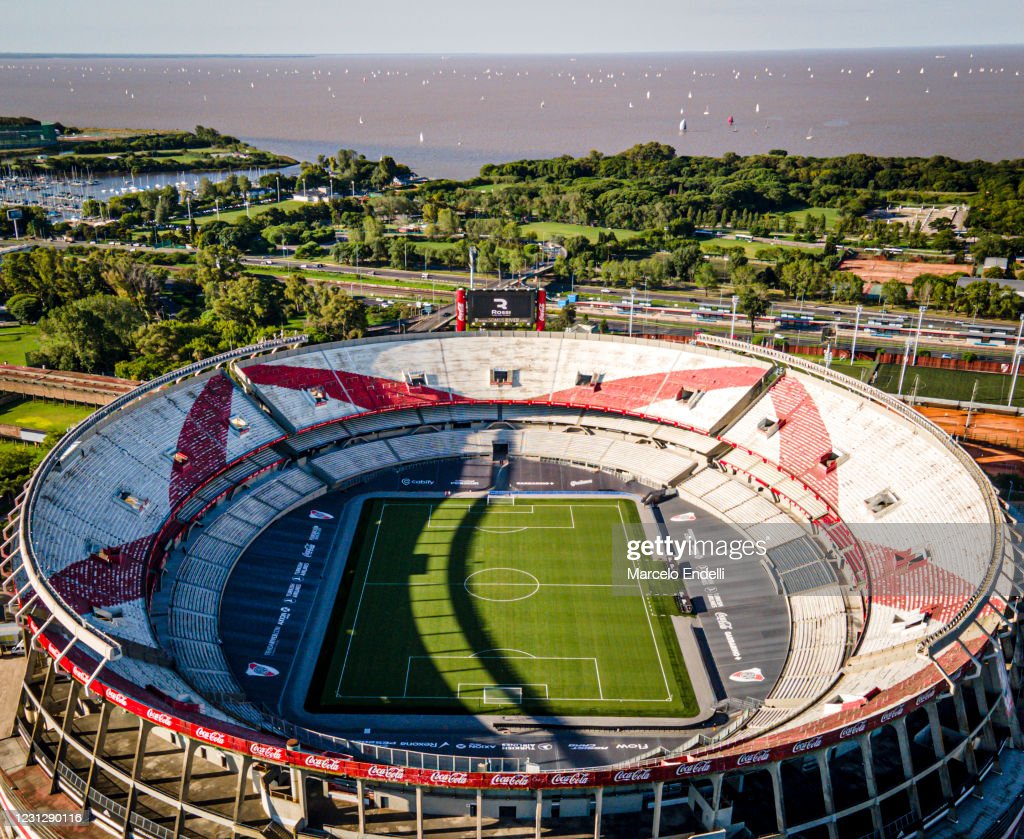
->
[3,237,1019,356]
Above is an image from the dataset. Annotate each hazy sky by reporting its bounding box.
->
[2,0,1022,54]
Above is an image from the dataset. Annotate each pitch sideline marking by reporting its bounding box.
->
[335,502,387,696]
[616,502,673,702]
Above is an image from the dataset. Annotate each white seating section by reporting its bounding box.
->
[768,594,847,703]
[166,468,324,710]
[236,334,771,434]
[310,429,696,489]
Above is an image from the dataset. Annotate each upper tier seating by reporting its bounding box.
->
[236,334,771,435]
[27,372,286,648]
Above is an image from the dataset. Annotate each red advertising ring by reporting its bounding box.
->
[29,617,964,790]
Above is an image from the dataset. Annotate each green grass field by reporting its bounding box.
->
[872,363,1024,406]
[0,399,94,434]
[309,497,695,718]
[0,326,39,366]
[780,206,842,230]
[520,221,641,243]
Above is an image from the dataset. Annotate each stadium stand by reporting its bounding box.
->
[4,332,1021,839]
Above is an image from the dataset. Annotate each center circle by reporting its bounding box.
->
[464,567,541,602]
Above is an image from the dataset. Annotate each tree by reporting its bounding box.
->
[737,282,770,333]
[693,262,719,297]
[294,241,325,260]
[30,294,145,373]
[307,286,368,342]
[0,444,46,503]
[730,263,757,286]
[362,214,386,244]
[5,293,42,323]
[670,242,703,280]
[207,275,287,339]
[283,274,314,317]
[833,273,864,304]
[102,256,166,317]
[194,245,242,287]
[548,304,577,331]
[881,280,908,308]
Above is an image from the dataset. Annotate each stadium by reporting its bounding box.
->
[2,329,1023,839]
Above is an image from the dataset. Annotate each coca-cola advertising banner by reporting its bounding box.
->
[455,288,467,332]
[29,618,967,790]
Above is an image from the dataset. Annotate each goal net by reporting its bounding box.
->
[486,493,516,506]
[483,686,523,705]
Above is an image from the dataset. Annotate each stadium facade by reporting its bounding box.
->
[2,331,1023,838]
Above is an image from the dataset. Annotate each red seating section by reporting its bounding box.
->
[770,377,839,508]
[169,376,235,509]
[50,534,155,614]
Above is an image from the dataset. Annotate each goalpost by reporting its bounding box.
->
[486,493,516,506]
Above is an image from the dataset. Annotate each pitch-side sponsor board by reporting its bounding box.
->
[29,617,973,790]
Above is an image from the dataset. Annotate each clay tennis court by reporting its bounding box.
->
[917,405,1024,452]
[839,258,968,287]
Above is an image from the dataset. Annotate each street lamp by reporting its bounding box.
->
[911,304,927,366]
[628,287,636,337]
[1008,314,1024,407]
[469,246,478,291]
[897,337,912,395]
[850,304,863,362]
[730,294,739,340]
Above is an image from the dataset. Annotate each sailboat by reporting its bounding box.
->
[419,132,424,143]
[678,118,687,132]
[805,128,814,140]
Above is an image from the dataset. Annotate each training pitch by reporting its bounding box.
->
[307,496,697,718]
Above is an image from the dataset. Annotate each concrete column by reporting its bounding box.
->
[978,718,999,753]
[894,718,923,821]
[953,688,979,776]
[356,779,366,834]
[27,659,56,764]
[925,702,953,800]
[816,751,838,839]
[970,667,995,749]
[476,788,483,839]
[415,786,423,839]
[83,700,111,806]
[974,675,992,717]
[121,718,150,839]
[232,755,252,824]
[652,781,664,839]
[294,768,309,828]
[768,762,786,835]
[534,789,542,839]
[49,678,81,795]
[994,643,1024,748]
[172,738,197,837]
[593,787,603,839]
[858,736,884,837]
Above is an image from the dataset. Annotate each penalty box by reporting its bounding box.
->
[402,654,605,702]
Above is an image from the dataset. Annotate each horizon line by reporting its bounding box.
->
[1,42,1023,59]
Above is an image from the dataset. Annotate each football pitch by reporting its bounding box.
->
[307,496,697,718]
